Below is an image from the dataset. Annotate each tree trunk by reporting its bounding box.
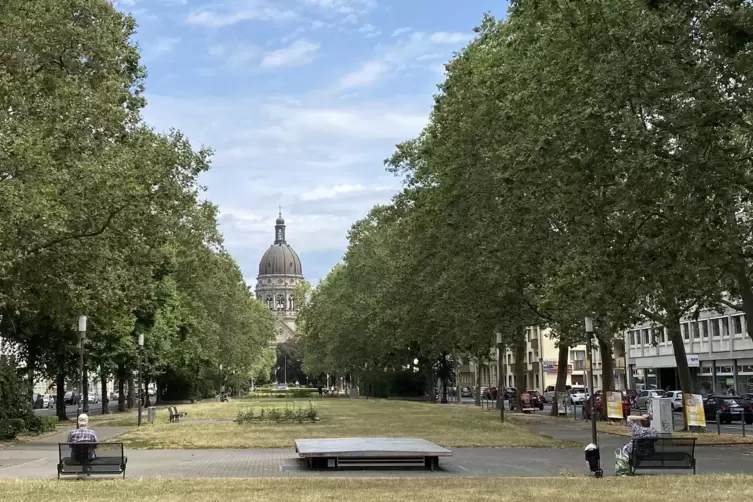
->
[26,353,35,406]
[550,343,569,416]
[666,314,692,430]
[144,376,151,407]
[474,356,482,406]
[117,376,126,412]
[127,374,135,409]
[514,328,527,410]
[100,371,109,415]
[598,336,615,392]
[55,371,68,421]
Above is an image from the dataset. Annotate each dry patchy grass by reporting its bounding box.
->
[109,399,579,449]
[2,475,753,502]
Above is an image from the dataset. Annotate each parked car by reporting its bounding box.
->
[582,391,631,419]
[482,387,497,400]
[276,384,289,391]
[509,390,544,410]
[543,385,571,403]
[87,393,99,404]
[634,389,665,411]
[569,387,587,405]
[703,396,753,424]
[460,386,473,398]
[503,387,517,399]
[64,391,79,406]
[662,390,683,411]
[33,394,55,409]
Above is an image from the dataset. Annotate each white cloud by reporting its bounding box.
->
[391,27,411,37]
[338,60,390,89]
[336,30,473,90]
[358,23,381,38]
[148,37,181,58]
[300,183,365,200]
[261,39,320,67]
[187,5,297,27]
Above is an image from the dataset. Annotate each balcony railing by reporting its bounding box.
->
[613,358,626,369]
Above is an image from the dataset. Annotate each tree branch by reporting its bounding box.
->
[720,299,743,312]
[26,205,126,255]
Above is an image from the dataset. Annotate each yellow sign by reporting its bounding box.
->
[607,391,623,419]
[684,393,706,427]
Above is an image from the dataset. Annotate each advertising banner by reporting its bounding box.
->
[607,391,624,419]
[684,393,706,427]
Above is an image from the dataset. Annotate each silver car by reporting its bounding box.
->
[634,389,665,410]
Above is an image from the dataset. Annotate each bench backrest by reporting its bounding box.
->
[631,437,696,466]
[58,442,124,464]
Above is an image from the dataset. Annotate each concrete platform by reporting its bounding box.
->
[295,438,452,470]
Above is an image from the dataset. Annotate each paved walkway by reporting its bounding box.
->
[2,419,752,479]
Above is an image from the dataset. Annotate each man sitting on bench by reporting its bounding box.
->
[67,413,98,462]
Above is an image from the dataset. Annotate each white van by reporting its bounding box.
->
[543,385,572,403]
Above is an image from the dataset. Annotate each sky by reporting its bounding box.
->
[113,0,509,288]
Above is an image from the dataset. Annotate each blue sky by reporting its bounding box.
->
[113,0,508,287]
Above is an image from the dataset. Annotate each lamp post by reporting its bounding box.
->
[76,316,87,427]
[137,333,144,427]
[284,355,287,385]
[496,332,505,422]
[585,316,597,445]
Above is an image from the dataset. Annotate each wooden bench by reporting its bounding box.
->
[168,406,187,423]
[57,442,127,479]
[630,437,697,475]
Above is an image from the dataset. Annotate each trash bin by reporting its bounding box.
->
[584,443,602,477]
[147,406,156,425]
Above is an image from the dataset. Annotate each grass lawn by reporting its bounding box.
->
[103,399,580,449]
[2,475,752,501]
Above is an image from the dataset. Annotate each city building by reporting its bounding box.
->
[626,306,753,395]
[459,326,628,393]
[255,211,304,345]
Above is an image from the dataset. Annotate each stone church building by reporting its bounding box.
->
[255,212,304,345]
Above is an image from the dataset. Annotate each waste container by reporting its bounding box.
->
[147,406,156,425]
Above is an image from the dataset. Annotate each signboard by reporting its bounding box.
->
[521,392,536,412]
[684,393,706,427]
[543,364,573,374]
[606,391,624,419]
[686,354,700,367]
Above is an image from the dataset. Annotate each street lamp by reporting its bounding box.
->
[137,333,144,427]
[76,316,87,427]
[584,317,598,442]
[496,332,505,422]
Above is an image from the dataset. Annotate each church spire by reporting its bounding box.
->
[274,207,286,244]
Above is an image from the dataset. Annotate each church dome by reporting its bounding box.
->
[258,212,303,277]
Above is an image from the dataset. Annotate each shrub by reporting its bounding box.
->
[0,419,26,440]
[28,416,58,434]
[236,403,319,424]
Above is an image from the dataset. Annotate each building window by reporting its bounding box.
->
[276,294,285,310]
[712,319,721,338]
[716,365,733,374]
[699,320,708,338]
[265,296,273,310]
[722,317,730,337]
[739,365,753,374]
[734,315,744,335]
[631,330,637,346]
[572,350,585,361]
[288,295,294,310]
[693,322,700,339]
[700,366,712,375]
[682,323,689,340]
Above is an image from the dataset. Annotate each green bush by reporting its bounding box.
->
[28,415,58,434]
[0,419,26,440]
[236,403,319,424]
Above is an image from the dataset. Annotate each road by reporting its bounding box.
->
[452,396,752,435]
[33,400,120,417]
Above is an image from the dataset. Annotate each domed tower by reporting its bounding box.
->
[255,210,304,344]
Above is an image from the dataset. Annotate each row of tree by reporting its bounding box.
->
[0,0,275,421]
[298,1,753,422]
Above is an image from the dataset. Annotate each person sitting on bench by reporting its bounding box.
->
[622,413,657,457]
[67,413,98,462]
